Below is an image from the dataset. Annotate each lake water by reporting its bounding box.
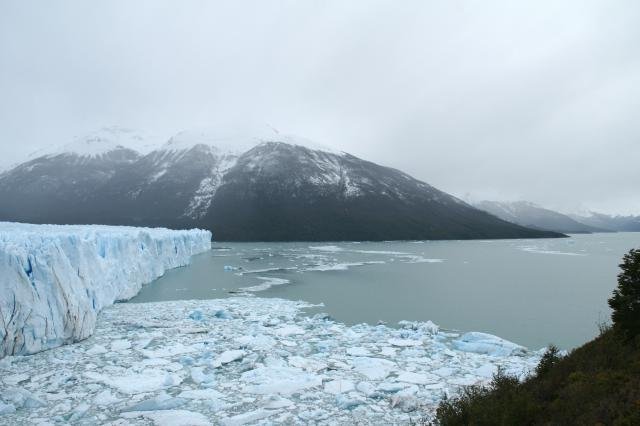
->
[131,232,640,350]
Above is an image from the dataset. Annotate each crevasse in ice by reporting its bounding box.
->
[0,222,211,357]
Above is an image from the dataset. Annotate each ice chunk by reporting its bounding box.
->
[178,389,225,400]
[68,403,90,422]
[223,265,243,272]
[379,347,397,357]
[452,332,527,357]
[212,350,245,367]
[3,373,29,386]
[448,376,481,386]
[86,344,108,356]
[335,394,364,410]
[273,325,306,337]
[214,310,234,320]
[141,343,196,359]
[84,370,183,394]
[377,382,409,393]
[4,388,45,409]
[474,363,498,378]
[388,338,423,347]
[355,381,376,397]
[189,367,215,386]
[262,396,294,409]
[346,347,370,356]
[350,357,396,380]
[240,276,290,293]
[188,310,204,321]
[308,245,343,252]
[110,339,131,352]
[0,401,16,415]
[397,371,439,385]
[391,386,419,412]
[432,367,455,377]
[93,390,120,406]
[235,334,276,350]
[240,366,322,395]
[122,409,211,426]
[287,356,327,372]
[122,393,186,412]
[220,408,279,426]
[324,379,355,394]
[398,320,439,335]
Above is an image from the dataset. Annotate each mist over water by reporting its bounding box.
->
[132,232,640,349]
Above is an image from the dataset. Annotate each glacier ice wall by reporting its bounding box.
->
[0,222,211,358]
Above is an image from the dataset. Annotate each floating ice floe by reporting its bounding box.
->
[0,297,542,424]
[452,332,528,357]
[239,276,290,293]
[518,245,586,256]
[308,245,344,252]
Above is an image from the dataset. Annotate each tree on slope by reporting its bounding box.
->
[608,248,640,339]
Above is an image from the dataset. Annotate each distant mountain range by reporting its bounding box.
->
[0,126,562,241]
[475,200,639,234]
[568,212,640,232]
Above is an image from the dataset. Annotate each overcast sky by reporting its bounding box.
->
[1,1,639,214]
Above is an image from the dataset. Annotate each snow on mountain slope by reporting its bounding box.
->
[160,127,341,160]
[97,129,347,222]
[44,126,153,160]
[184,152,239,219]
[0,222,211,358]
[569,212,640,232]
[475,200,606,234]
[162,129,259,155]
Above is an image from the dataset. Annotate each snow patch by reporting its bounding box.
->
[44,126,152,159]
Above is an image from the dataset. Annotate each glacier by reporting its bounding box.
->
[0,222,211,358]
[0,222,544,423]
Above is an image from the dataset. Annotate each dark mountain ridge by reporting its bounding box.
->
[0,128,564,241]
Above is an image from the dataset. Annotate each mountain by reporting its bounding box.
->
[0,127,564,241]
[474,200,609,234]
[0,127,143,225]
[568,212,640,232]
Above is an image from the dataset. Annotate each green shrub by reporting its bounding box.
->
[534,345,561,377]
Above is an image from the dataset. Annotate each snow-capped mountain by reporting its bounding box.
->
[568,212,640,232]
[0,129,562,241]
[474,200,609,234]
[36,126,151,161]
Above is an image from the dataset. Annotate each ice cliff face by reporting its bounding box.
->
[0,222,211,358]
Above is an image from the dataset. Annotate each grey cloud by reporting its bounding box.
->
[0,0,638,214]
